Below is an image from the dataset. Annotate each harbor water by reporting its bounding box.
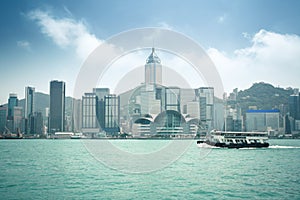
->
[0,139,299,199]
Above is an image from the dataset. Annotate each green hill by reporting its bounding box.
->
[236,82,294,114]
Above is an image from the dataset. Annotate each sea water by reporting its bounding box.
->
[0,139,299,199]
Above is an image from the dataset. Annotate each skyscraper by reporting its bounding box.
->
[246,110,279,132]
[104,94,120,136]
[197,87,214,131]
[145,48,162,85]
[72,99,82,133]
[93,88,110,130]
[7,93,18,120]
[13,106,23,133]
[0,105,7,133]
[25,86,35,134]
[82,93,99,135]
[288,93,300,131]
[25,87,35,118]
[49,80,65,133]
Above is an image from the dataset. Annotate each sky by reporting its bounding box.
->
[1,0,300,104]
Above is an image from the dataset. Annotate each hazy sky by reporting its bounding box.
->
[1,0,300,104]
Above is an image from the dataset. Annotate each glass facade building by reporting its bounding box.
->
[49,80,65,133]
[104,94,120,136]
[0,106,7,133]
[82,93,99,132]
[246,110,280,132]
[25,86,35,134]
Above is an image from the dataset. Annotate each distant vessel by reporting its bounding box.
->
[2,133,23,139]
[197,130,269,148]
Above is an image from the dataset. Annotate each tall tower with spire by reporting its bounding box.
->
[145,48,162,85]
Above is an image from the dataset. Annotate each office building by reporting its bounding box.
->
[197,87,214,131]
[0,106,7,133]
[289,93,300,131]
[145,48,162,85]
[93,88,110,130]
[34,112,44,135]
[7,93,18,120]
[82,93,99,134]
[72,99,82,133]
[13,106,23,133]
[104,94,120,136]
[49,80,65,133]
[25,87,35,118]
[246,110,279,132]
[165,87,181,112]
[25,86,35,134]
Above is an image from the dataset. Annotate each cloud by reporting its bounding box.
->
[28,9,101,60]
[17,40,31,51]
[157,22,174,30]
[207,29,300,92]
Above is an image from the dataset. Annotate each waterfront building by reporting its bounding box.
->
[72,99,82,133]
[288,93,300,131]
[165,87,180,112]
[93,88,110,130]
[25,86,35,134]
[117,48,212,137]
[186,101,199,118]
[25,87,35,118]
[196,87,214,131]
[0,105,7,133]
[82,93,99,135]
[140,84,161,115]
[34,112,44,135]
[145,48,162,85]
[49,80,65,133]
[104,94,120,136]
[7,93,18,120]
[13,106,23,133]
[246,110,280,133]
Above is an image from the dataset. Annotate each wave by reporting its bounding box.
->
[197,143,220,148]
[268,145,300,149]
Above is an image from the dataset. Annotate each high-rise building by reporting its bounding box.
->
[34,112,44,135]
[288,93,300,131]
[25,87,35,118]
[7,93,18,120]
[13,106,23,133]
[289,94,299,119]
[0,105,7,133]
[104,94,120,136]
[49,80,65,133]
[82,93,99,135]
[145,48,162,85]
[93,88,110,130]
[246,110,280,132]
[25,86,35,134]
[197,87,214,131]
[165,87,181,112]
[72,99,82,133]
[93,88,110,101]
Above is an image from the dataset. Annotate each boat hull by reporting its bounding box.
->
[197,140,269,148]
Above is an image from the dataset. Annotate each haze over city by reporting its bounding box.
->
[1,0,300,104]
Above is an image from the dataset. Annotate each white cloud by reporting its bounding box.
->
[28,9,101,60]
[157,22,174,30]
[208,29,300,92]
[17,40,31,51]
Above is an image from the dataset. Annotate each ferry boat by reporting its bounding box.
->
[197,130,269,148]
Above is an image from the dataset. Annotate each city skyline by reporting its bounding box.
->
[1,1,300,104]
